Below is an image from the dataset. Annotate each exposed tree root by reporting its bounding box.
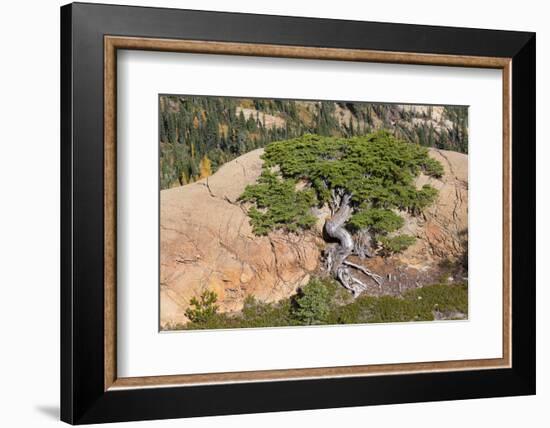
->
[323,192,384,296]
[343,260,383,288]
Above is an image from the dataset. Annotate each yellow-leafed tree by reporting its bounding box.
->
[199,155,212,179]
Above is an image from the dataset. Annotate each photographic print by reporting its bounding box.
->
[159,96,468,331]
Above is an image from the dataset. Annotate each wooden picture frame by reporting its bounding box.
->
[61,2,535,424]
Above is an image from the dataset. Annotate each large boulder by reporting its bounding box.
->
[160,147,468,328]
[399,149,468,267]
[160,149,322,328]
[354,148,468,296]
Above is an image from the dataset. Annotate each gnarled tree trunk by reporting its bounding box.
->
[324,193,383,296]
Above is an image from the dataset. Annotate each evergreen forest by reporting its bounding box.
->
[159,95,468,189]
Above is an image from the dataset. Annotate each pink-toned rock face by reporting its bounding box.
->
[160,147,468,329]
[399,149,468,267]
[160,149,322,328]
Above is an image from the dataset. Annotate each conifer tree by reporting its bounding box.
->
[240,132,443,295]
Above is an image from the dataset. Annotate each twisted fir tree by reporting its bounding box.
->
[240,131,444,295]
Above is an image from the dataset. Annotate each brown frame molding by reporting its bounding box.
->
[104,35,512,391]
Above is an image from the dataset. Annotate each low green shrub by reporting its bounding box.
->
[291,278,335,325]
[239,296,296,328]
[405,282,468,315]
[184,290,219,324]
[181,279,468,330]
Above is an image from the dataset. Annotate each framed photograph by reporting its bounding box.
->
[61,2,535,424]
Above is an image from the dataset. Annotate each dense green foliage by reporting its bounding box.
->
[241,132,442,254]
[177,278,468,330]
[334,283,468,324]
[239,171,317,235]
[291,278,335,325]
[159,96,466,189]
[378,235,417,255]
[348,208,404,233]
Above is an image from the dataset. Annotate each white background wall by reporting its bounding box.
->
[0,0,546,426]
